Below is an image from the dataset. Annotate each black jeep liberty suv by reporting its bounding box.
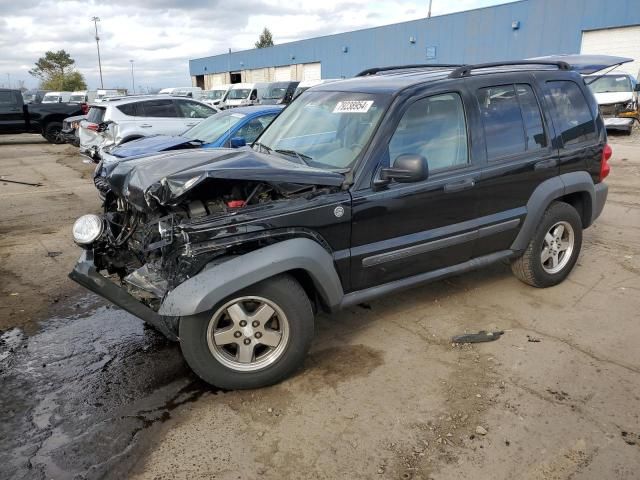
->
[70,58,610,389]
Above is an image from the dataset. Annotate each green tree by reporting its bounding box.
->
[255,27,274,48]
[29,50,87,90]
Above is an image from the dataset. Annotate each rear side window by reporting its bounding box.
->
[117,102,141,117]
[477,84,547,159]
[87,107,106,123]
[175,100,215,118]
[140,99,178,118]
[546,81,596,146]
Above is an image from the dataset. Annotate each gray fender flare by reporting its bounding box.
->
[158,238,344,317]
[511,171,595,251]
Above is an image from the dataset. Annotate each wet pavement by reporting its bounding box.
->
[0,294,213,480]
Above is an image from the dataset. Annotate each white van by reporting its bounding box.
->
[42,91,72,103]
[69,90,98,104]
[224,83,268,108]
[94,89,121,102]
[585,73,640,134]
[201,84,232,107]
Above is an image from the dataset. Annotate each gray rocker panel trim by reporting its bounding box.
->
[511,172,596,251]
[159,238,344,316]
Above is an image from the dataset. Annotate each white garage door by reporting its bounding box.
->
[250,68,267,83]
[302,62,322,81]
[274,66,291,81]
[581,25,640,78]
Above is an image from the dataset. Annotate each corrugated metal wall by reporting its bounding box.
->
[189,0,640,80]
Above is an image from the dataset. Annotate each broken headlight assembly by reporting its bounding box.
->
[72,214,104,245]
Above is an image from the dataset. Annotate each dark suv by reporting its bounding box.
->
[70,58,610,389]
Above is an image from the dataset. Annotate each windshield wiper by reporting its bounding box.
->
[274,149,312,166]
[254,142,272,154]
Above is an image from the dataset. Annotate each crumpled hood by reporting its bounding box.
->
[108,148,345,211]
[593,92,634,106]
[110,135,196,158]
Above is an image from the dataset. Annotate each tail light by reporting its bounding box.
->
[81,103,89,115]
[86,123,99,132]
[599,144,612,181]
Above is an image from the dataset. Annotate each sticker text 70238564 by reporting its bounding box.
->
[333,100,374,113]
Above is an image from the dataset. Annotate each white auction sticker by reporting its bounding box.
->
[333,100,374,113]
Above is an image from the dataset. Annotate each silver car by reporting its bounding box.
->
[79,95,218,159]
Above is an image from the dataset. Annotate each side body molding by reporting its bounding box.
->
[511,172,596,252]
[159,238,345,316]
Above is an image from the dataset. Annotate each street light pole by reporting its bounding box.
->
[129,60,135,94]
[428,0,433,18]
[91,16,104,88]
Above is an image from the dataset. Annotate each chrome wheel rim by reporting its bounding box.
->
[541,221,575,274]
[206,296,289,372]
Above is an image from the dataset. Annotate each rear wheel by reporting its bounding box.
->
[43,122,64,144]
[511,201,582,287]
[179,274,314,389]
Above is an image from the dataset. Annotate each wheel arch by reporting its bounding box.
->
[159,238,344,317]
[511,172,595,252]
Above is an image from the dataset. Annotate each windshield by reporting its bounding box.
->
[263,86,287,99]
[587,75,632,93]
[23,93,37,102]
[254,91,390,170]
[204,90,226,100]
[227,89,251,100]
[183,110,245,143]
[69,95,85,103]
[42,96,60,103]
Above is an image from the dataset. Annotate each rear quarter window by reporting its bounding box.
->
[116,102,141,116]
[546,80,596,146]
[87,107,106,123]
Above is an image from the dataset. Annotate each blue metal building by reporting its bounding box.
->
[189,0,640,88]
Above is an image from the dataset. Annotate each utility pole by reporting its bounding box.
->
[91,16,104,88]
[428,0,433,18]
[129,60,135,94]
[6,73,10,89]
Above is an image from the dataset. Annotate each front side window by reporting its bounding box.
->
[389,93,468,172]
[140,99,179,118]
[183,110,245,143]
[255,91,390,170]
[176,100,215,118]
[547,80,596,146]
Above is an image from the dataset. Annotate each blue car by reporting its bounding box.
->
[95,105,283,195]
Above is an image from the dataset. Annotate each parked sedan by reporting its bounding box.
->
[79,95,218,160]
[94,105,283,195]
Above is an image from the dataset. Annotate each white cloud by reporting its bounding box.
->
[0,0,510,90]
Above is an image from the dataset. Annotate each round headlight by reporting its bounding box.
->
[72,214,104,245]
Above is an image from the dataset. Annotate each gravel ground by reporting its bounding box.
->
[1,127,639,480]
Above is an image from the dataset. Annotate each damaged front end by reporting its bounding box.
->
[69,148,345,339]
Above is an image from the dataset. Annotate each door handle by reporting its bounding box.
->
[444,178,475,193]
[140,124,152,128]
[534,159,558,171]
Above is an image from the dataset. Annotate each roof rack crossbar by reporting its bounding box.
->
[448,60,571,78]
[356,64,465,77]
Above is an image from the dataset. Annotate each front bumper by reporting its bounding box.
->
[592,182,608,224]
[69,250,178,340]
[603,117,635,132]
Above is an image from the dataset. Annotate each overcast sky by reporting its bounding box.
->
[0,0,510,91]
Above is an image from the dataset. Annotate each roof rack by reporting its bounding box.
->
[356,64,464,77]
[448,60,571,78]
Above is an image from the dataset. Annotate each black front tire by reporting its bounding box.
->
[511,201,583,288]
[42,122,64,144]
[179,274,314,389]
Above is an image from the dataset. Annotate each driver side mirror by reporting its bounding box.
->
[375,154,429,187]
[230,136,247,148]
[634,83,640,92]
